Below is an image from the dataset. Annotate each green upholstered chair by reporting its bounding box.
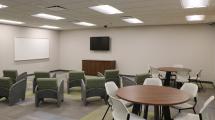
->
[67,71,85,93]
[81,77,106,105]
[101,70,120,87]
[33,72,55,93]
[35,78,64,107]
[135,73,151,85]
[0,72,27,106]
[3,70,18,84]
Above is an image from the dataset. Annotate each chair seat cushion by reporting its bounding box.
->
[37,78,58,90]
[0,77,13,90]
[34,72,50,78]
[174,113,199,120]
[86,77,105,88]
[173,103,193,109]
[3,70,18,83]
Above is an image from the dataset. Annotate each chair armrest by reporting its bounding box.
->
[97,72,104,77]
[52,73,57,78]
[81,79,87,105]
[122,76,137,87]
[9,76,27,106]
[57,80,64,103]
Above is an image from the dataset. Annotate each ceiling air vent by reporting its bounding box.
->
[47,6,66,11]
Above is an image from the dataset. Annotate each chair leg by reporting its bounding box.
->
[102,105,110,120]
[179,109,181,113]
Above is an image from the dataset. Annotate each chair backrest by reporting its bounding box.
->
[104,70,119,80]
[180,83,198,98]
[199,96,214,113]
[122,76,137,87]
[105,81,118,97]
[85,77,105,89]
[69,71,85,81]
[150,66,160,78]
[37,78,58,90]
[135,73,151,85]
[104,70,120,87]
[110,96,129,120]
[143,78,162,86]
[3,70,18,83]
[34,72,50,79]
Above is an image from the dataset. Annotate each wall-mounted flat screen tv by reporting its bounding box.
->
[90,36,110,51]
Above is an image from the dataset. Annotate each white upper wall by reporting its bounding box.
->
[0,24,59,75]
[59,24,215,82]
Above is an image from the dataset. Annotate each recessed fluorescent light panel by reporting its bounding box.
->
[181,0,209,9]
[32,13,65,20]
[40,25,60,29]
[0,19,24,25]
[122,17,143,24]
[0,4,8,9]
[186,15,205,21]
[74,22,96,26]
[89,5,123,15]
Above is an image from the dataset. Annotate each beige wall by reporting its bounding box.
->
[0,23,214,82]
[0,24,59,75]
[59,24,215,82]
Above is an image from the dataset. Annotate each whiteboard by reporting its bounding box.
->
[14,37,49,61]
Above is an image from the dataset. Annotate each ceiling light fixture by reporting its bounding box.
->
[181,0,209,9]
[0,4,8,9]
[89,5,123,15]
[122,17,143,24]
[40,25,60,29]
[0,19,24,25]
[74,22,96,26]
[186,15,205,21]
[32,13,65,20]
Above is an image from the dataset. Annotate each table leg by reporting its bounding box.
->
[132,103,141,115]
[154,105,160,120]
[143,105,148,119]
[164,72,171,86]
[163,106,172,120]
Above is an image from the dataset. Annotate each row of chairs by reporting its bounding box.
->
[0,69,121,107]
[104,78,215,120]
[0,70,64,107]
[34,70,121,106]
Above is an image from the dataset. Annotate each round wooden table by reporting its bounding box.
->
[117,85,190,120]
[158,67,191,86]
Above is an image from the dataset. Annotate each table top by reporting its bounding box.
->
[158,67,191,72]
[117,85,190,106]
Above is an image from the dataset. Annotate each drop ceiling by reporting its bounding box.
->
[0,0,215,30]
